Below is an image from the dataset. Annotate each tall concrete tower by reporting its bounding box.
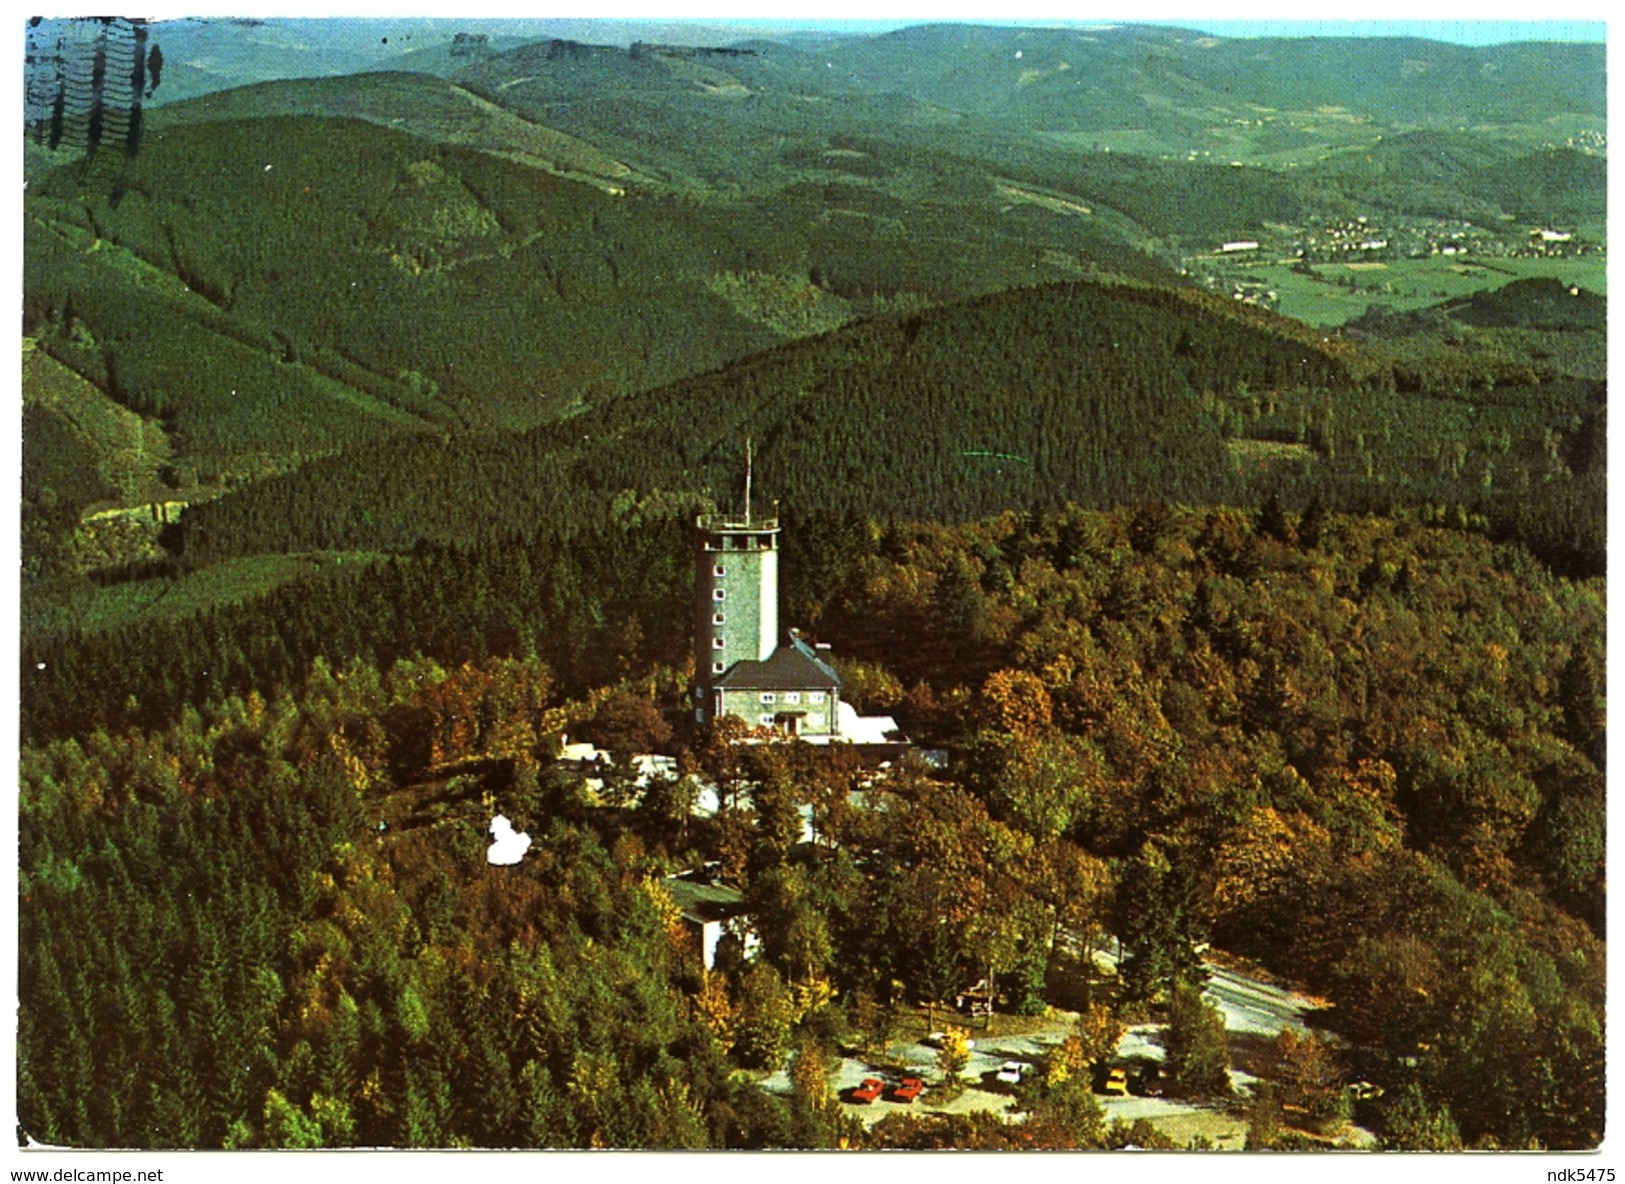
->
[693,444,779,722]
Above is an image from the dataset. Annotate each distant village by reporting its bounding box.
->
[1178,212,1602,310]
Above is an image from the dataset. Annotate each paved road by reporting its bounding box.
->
[1203,963,1315,1038]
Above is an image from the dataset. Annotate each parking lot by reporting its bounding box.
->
[762,958,1375,1147]
[761,1018,1076,1126]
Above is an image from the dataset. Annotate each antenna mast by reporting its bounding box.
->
[744,436,753,525]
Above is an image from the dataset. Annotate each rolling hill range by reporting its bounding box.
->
[167,274,1603,569]
[134,18,1606,160]
[21,19,1607,648]
[18,274,1606,747]
[25,20,1602,471]
[168,279,1302,562]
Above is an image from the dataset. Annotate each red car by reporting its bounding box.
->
[892,1078,925,1103]
[851,1078,886,1103]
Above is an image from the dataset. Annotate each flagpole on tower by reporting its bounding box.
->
[744,436,753,525]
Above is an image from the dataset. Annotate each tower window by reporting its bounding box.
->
[714,564,726,577]
[714,588,726,602]
[713,613,726,625]
[713,661,726,673]
[713,637,726,649]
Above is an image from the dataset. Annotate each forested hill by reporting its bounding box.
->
[176,280,1347,562]
[560,282,1341,517]
[1440,277,1608,332]
[812,24,1605,129]
[22,111,784,469]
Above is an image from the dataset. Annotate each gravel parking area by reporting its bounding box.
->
[760,958,1375,1147]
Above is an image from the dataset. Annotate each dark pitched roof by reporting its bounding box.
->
[715,634,841,692]
[662,875,747,923]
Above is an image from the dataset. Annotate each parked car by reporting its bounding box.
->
[892,1078,925,1103]
[996,1061,1028,1086]
[1103,1067,1130,1096]
[852,1078,886,1103]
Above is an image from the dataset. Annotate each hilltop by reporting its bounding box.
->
[172,279,1348,563]
[1439,276,1608,332]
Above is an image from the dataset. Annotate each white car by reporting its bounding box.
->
[996,1061,1028,1085]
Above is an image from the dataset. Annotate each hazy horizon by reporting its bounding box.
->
[110,12,1609,47]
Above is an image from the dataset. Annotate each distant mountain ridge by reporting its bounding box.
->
[133,18,1606,140]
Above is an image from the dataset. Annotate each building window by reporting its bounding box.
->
[760,692,775,704]
[810,691,826,703]
[714,564,726,577]
[714,588,726,601]
[713,661,726,673]
[713,637,726,649]
[758,714,776,726]
[713,612,726,625]
[784,692,801,705]
[808,712,824,727]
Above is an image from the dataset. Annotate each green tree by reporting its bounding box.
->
[1164,983,1231,1098]
[733,963,794,1071]
[1022,1075,1108,1149]
[786,1035,844,1148]
[982,731,1100,842]
[1381,1084,1463,1151]
[262,1089,324,1149]
[748,865,834,985]
[1116,842,1207,1001]
[1070,1002,1126,1074]
[849,990,896,1061]
[1246,1080,1282,1150]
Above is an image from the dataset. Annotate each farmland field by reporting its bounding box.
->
[1221,255,1606,326]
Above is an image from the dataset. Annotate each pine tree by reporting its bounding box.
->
[1164,983,1231,1098]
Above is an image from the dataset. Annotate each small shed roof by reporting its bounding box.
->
[662,875,748,924]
